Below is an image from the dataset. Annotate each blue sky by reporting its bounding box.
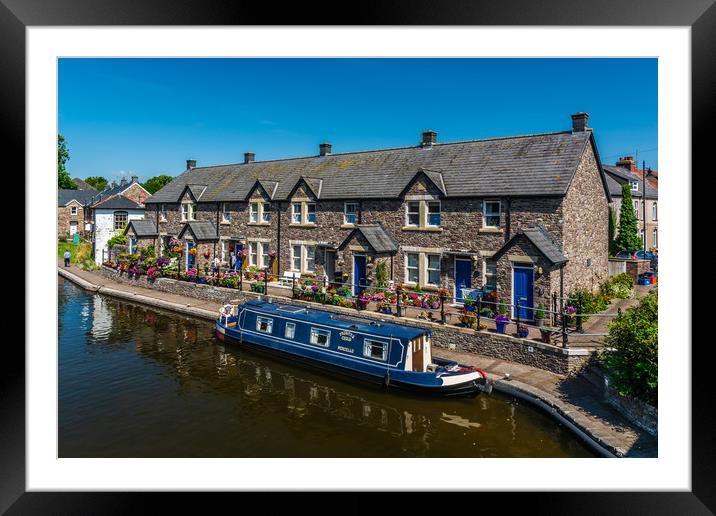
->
[58,58,658,182]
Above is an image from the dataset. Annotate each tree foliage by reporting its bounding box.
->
[58,134,76,189]
[85,176,108,191]
[142,174,174,194]
[614,183,641,252]
[603,291,658,405]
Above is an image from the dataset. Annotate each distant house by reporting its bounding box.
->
[86,176,152,263]
[72,177,98,192]
[57,189,95,239]
[604,163,658,252]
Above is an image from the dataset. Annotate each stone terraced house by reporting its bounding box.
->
[143,113,611,315]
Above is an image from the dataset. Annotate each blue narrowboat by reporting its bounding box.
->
[215,299,491,397]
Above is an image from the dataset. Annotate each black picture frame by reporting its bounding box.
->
[4,0,710,513]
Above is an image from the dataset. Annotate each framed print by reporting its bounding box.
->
[4,0,712,513]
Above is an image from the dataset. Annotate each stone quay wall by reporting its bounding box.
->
[97,265,592,375]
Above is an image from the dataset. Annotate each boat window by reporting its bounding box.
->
[364,339,388,361]
[309,328,331,347]
[285,322,296,339]
[256,316,273,334]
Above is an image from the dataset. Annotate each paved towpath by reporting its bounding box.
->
[58,261,657,458]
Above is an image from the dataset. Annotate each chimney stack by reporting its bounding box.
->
[244,152,255,164]
[186,159,196,170]
[319,142,332,156]
[421,130,437,147]
[131,175,138,184]
[616,156,637,172]
[120,177,127,186]
[571,112,589,132]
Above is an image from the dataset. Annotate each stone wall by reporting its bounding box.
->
[97,265,593,375]
[604,384,658,436]
[57,202,86,239]
[625,259,651,282]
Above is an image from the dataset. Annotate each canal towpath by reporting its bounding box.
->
[57,261,656,458]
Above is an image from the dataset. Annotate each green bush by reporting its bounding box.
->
[107,231,127,247]
[600,273,635,300]
[603,291,658,405]
[568,288,609,320]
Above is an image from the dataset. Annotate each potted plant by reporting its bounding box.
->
[539,327,553,344]
[534,303,545,326]
[495,314,509,334]
[516,324,529,338]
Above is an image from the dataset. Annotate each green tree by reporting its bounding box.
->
[603,291,658,405]
[614,183,640,252]
[608,206,619,256]
[58,134,76,189]
[142,174,174,194]
[85,176,108,191]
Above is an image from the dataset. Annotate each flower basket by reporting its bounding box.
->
[516,325,529,338]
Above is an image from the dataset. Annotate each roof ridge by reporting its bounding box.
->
[186,130,576,171]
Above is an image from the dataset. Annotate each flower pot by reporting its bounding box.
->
[495,321,507,334]
[517,330,529,338]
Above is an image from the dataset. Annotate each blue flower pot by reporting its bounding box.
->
[495,321,507,334]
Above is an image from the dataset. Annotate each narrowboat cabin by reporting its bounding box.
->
[216,299,491,397]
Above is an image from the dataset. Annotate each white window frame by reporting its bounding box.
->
[221,203,231,223]
[262,202,271,223]
[652,228,657,248]
[113,211,128,231]
[291,203,302,224]
[290,244,316,273]
[405,252,420,284]
[256,316,273,334]
[406,201,420,227]
[305,245,316,272]
[482,258,497,292]
[285,322,296,340]
[652,202,657,221]
[309,327,331,347]
[631,181,639,191]
[249,242,259,267]
[306,203,317,224]
[344,202,358,225]
[483,200,501,229]
[426,201,441,227]
[426,253,441,286]
[181,202,195,221]
[249,202,259,223]
[70,206,78,216]
[159,204,167,221]
[291,245,302,271]
[363,339,388,361]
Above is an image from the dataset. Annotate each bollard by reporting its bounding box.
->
[440,291,446,325]
[396,286,403,317]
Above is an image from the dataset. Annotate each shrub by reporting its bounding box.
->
[603,291,658,405]
[107,231,127,247]
[568,288,609,322]
[600,273,635,300]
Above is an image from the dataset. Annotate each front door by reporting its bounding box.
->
[186,241,195,270]
[454,258,472,303]
[234,243,244,271]
[353,254,367,295]
[69,221,78,235]
[513,266,534,320]
[325,250,336,283]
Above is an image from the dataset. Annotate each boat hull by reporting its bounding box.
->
[216,322,486,398]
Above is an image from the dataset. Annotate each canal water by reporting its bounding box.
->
[58,278,595,458]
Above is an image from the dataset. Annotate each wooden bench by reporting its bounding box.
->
[280,271,301,287]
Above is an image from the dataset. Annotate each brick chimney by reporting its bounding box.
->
[571,112,589,132]
[421,130,437,147]
[244,152,255,164]
[616,156,636,172]
[319,142,332,156]
[186,159,196,170]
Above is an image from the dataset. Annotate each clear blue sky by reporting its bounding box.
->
[58,58,658,183]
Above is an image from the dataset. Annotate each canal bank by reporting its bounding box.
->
[57,264,656,458]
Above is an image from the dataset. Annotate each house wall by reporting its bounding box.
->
[609,197,658,252]
[121,182,151,205]
[93,209,145,264]
[559,143,609,293]
[57,201,86,239]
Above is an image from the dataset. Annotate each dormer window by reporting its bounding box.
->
[427,201,441,227]
[262,202,271,223]
[181,202,195,221]
[406,201,420,227]
[631,181,639,191]
[291,203,302,224]
[249,202,270,224]
[290,201,316,225]
[306,203,316,224]
[250,203,259,223]
[70,206,78,216]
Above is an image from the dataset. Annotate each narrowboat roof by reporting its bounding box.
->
[243,299,429,340]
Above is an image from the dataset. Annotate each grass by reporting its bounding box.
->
[58,240,92,264]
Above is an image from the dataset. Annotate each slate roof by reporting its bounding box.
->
[521,225,568,265]
[58,189,96,207]
[87,179,150,207]
[339,223,399,254]
[147,131,598,204]
[71,178,98,192]
[603,166,658,199]
[177,220,219,241]
[124,219,158,237]
[92,194,145,210]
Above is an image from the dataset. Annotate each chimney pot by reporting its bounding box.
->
[616,156,636,172]
[244,152,255,164]
[186,159,197,170]
[421,130,437,147]
[571,112,589,132]
[319,142,332,156]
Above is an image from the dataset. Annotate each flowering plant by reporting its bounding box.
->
[156,257,170,267]
[203,249,211,258]
[238,249,248,256]
[565,305,577,318]
[186,267,198,277]
[147,266,159,280]
[173,246,184,254]
[188,248,198,256]
[495,314,510,324]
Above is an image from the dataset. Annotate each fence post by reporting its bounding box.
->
[515,302,521,334]
[552,292,557,326]
[576,297,583,333]
[477,298,482,331]
[396,286,403,317]
[440,291,446,325]
[561,308,569,348]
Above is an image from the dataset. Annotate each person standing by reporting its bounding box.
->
[229,251,235,270]
[213,256,221,276]
[63,249,71,267]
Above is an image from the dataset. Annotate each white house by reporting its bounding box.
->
[91,194,146,263]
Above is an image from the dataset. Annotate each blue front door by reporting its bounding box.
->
[186,241,195,269]
[234,243,243,271]
[454,258,472,303]
[354,255,367,295]
[513,266,534,320]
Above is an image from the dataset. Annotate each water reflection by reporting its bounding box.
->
[58,278,595,458]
